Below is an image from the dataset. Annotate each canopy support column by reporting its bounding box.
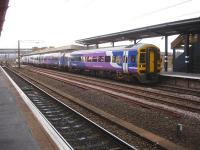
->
[172,48,175,71]
[111,42,114,47]
[164,36,168,72]
[18,40,21,69]
[184,34,190,73]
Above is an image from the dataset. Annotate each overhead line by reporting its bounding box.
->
[132,0,192,19]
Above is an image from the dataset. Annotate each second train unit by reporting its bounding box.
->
[22,43,162,83]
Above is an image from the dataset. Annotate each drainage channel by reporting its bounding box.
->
[3,67,136,150]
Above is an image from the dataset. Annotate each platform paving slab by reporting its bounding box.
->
[0,69,40,150]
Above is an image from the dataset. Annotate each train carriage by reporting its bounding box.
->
[22,43,161,83]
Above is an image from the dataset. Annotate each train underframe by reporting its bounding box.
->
[34,63,159,83]
[22,62,159,84]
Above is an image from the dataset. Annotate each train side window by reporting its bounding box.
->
[86,56,92,62]
[85,56,88,62]
[98,56,105,62]
[92,56,98,62]
[71,57,74,61]
[71,56,81,62]
[112,56,116,62]
[131,55,135,63]
[112,56,121,64]
[88,56,92,62]
[116,56,121,64]
[81,56,85,62]
[105,56,111,62]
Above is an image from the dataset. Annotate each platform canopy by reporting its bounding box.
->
[76,17,200,45]
[0,0,9,36]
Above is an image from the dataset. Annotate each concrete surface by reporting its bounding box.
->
[0,68,40,150]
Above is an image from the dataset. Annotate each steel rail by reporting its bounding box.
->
[1,66,73,150]
[8,66,187,150]
[25,67,200,115]
[29,67,200,105]
[3,67,136,150]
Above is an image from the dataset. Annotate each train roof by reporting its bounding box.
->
[71,43,158,55]
[24,45,85,56]
[71,45,126,55]
[23,43,159,57]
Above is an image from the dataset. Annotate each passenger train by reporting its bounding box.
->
[21,43,162,83]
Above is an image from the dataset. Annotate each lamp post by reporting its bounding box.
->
[18,40,20,68]
[17,40,44,69]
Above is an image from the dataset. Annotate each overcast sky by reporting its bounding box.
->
[0,0,199,50]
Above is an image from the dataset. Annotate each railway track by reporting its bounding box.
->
[154,84,200,97]
[24,67,200,115]
[3,67,136,150]
[5,66,188,150]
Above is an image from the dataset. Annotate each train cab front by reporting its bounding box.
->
[137,44,161,83]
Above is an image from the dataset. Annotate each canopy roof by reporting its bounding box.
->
[76,17,200,45]
[0,0,9,36]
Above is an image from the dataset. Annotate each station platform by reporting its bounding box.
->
[160,71,200,80]
[0,67,57,150]
[160,71,200,90]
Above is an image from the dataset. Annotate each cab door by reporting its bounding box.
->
[123,51,128,73]
[149,50,155,73]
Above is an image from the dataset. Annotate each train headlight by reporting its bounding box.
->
[140,64,146,68]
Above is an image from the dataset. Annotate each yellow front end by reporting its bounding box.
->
[137,44,161,83]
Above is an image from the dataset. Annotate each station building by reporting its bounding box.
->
[172,34,200,73]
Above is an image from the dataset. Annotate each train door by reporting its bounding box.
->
[146,48,157,73]
[64,53,70,69]
[123,51,128,73]
[149,50,155,73]
[58,53,64,68]
[128,50,136,72]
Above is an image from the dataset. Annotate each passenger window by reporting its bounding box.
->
[131,55,135,63]
[116,56,121,64]
[86,56,92,62]
[112,56,116,63]
[98,56,105,62]
[81,57,85,62]
[71,56,81,62]
[112,56,121,64]
[85,57,88,62]
[92,56,97,62]
[105,56,111,62]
